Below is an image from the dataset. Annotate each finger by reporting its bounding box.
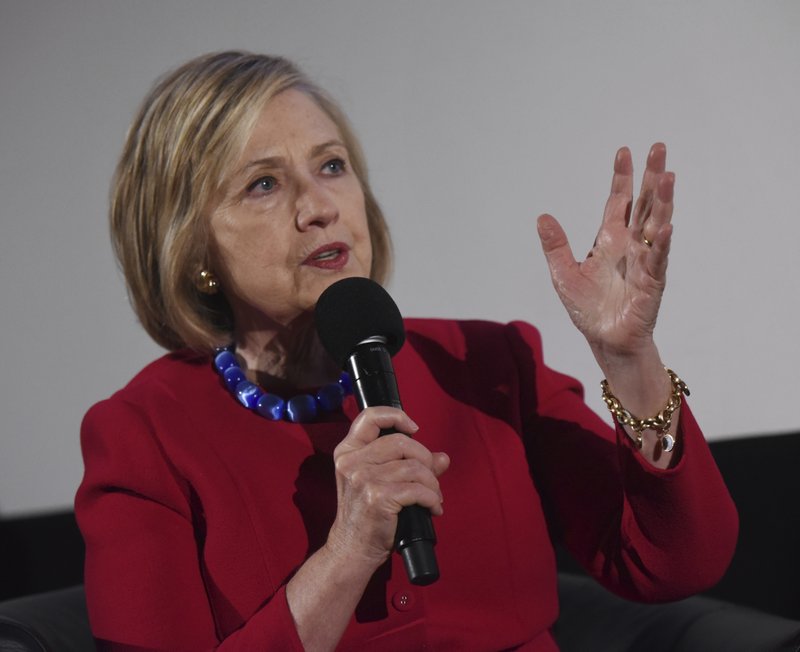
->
[345,456,445,513]
[353,432,437,469]
[644,222,672,282]
[402,485,445,516]
[642,172,675,245]
[432,451,450,477]
[537,213,578,280]
[602,147,634,229]
[336,407,419,454]
[366,458,443,500]
[368,478,446,516]
[631,142,667,231]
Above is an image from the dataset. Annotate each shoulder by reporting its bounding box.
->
[79,350,221,487]
[76,354,205,523]
[122,349,211,396]
[403,317,544,358]
[399,319,549,393]
[82,349,214,431]
[110,349,210,402]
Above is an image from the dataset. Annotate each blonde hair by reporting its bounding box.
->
[110,51,392,351]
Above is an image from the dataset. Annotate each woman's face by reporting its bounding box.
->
[209,89,372,333]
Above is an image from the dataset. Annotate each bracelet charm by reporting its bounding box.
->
[601,368,689,451]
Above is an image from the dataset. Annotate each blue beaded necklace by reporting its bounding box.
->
[213,347,353,423]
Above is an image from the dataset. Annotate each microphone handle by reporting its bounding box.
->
[346,342,440,586]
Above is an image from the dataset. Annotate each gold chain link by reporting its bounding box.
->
[601,368,690,449]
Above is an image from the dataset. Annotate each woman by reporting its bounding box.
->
[75,51,737,651]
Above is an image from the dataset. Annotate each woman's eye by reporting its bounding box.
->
[247,176,277,195]
[322,158,346,175]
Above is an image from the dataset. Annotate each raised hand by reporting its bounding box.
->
[537,143,674,358]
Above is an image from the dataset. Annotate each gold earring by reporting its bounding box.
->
[197,270,219,295]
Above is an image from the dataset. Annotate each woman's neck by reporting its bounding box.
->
[232,314,340,393]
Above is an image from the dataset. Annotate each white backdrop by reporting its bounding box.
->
[1,0,798,516]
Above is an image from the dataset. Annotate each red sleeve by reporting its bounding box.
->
[75,398,306,652]
[505,320,739,602]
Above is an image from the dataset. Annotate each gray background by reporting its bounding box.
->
[1,1,798,516]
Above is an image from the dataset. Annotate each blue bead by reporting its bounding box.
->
[286,394,318,423]
[213,347,350,422]
[256,393,285,420]
[223,365,246,391]
[338,372,353,395]
[214,350,238,373]
[235,380,263,409]
[317,383,345,411]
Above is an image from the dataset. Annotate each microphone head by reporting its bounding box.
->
[315,277,405,367]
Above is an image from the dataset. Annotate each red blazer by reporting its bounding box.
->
[75,320,737,651]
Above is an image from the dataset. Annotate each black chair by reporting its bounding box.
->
[2,577,800,652]
[0,585,94,652]
[555,573,800,652]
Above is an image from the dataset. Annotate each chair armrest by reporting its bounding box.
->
[554,572,800,652]
[0,585,94,652]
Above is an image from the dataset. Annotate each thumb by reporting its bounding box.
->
[537,213,576,274]
[432,451,450,477]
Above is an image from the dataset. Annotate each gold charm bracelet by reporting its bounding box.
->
[601,368,690,452]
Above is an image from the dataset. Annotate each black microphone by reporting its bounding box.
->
[315,277,439,586]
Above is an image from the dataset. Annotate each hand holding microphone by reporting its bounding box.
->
[315,277,446,585]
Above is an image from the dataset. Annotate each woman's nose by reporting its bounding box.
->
[295,179,338,230]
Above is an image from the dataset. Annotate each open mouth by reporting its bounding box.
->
[304,243,350,269]
[313,249,341,261]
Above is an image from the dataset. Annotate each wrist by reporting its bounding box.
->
[288,534,382,652]
[589,336,661,374]
[602,367,689,451]
[591,341,670,416]
[323,524,391,578]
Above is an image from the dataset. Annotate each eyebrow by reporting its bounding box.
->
[236,139,348,177]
